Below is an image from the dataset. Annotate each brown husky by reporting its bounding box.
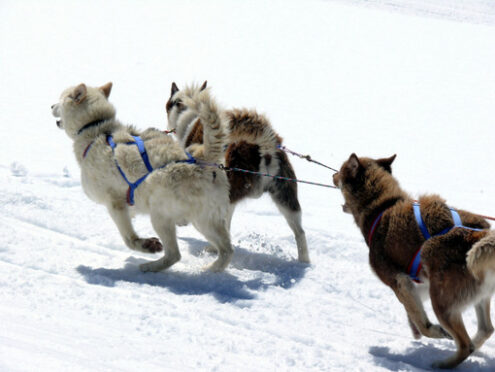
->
[333,153,495,369]
[166,82,309,263]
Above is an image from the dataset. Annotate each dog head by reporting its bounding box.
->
[51,82,115,139]
[333,153,398,216]
[165,81,207,133]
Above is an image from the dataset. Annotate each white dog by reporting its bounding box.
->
[51,82,233,272]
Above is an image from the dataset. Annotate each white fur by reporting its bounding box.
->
[52,83,233,272]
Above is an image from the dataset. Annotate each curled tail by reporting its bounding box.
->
[466,231,495,281]
[182,88,228,163]
[226,109,281,157]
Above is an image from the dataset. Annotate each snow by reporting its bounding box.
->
[1,0,495,370]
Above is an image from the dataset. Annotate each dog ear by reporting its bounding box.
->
[346,153,362,179]
[200,81,207,91]
[71,83,87,104]
[99,82,113,98]
[376,154,396,173]
[171,82,179,96]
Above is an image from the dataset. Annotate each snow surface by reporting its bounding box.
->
[1,0,495,371]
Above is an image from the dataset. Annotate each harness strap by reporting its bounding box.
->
[413,203,431,240]
[82,142,93,158]
[107,135,195,205]
[367,212,384,247]
[451,208,464,227]
[132,136,153,172]
[407,248,423,283]
[409,203,485,282]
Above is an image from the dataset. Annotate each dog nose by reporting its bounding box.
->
[51,104,54,109]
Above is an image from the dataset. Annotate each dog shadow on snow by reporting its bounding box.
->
[369,343,495,371]
[76,237,308,303]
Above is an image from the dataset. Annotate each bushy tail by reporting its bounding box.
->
[226,109,281,157]
[182,88,228,163]
[466,231,495,281]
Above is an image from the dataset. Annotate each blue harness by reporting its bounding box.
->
[105,135,195,205]
[408,203,484,282]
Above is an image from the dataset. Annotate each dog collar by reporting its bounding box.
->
[77,119,107,136]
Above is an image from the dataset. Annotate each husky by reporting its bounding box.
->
[51,82,233,272]
[333,153,495,368]
[166,81,310,263]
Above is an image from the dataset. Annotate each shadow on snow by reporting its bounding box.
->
[76,237,309,304]
[370,343,495,371]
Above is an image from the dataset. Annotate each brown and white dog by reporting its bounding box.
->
[166,82,310,263]
[333,153,495,369]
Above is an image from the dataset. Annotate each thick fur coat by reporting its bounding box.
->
[333,153,495,369]
[51,82,233,272]
[166,82,309,263]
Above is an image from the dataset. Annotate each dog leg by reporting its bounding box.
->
[196,220,233,272]
[431,310,474,369]
[225,203,235,233]
[269,188,310,263]
[139,214,181,272]
[107,203,162,253]
[393,274,450,339]
[204,204,235,255]
[472,298,494,349]
[407,315,422,339]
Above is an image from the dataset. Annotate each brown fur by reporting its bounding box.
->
[333,153,494,369]
[185,119,204,148]
[226,108,283,145]
[224,141,261,203]
[185,108,288,204]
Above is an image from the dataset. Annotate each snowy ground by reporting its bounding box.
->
[1,0,495,371]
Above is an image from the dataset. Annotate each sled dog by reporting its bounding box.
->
[166,81,309,263]
[51,82,233,272]
[333,153,495,369]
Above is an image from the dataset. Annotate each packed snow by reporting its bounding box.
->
[1,0,494,371]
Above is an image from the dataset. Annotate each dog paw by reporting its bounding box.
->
[139,262,154,272]
[428,324,452,339]
[141,238,163,253]
[204,245,218,254]
[431,356,464,370]
[438,326,453,340]
[140,255,180,272]
[431,360,449,369]
[204,259,229,272]
[139,261,165,273]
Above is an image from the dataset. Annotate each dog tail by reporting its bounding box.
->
[182,88,228,163]
[466,230,495,281]
[226,109,281,158]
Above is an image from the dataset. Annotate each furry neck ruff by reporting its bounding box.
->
[77,119,108,136]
